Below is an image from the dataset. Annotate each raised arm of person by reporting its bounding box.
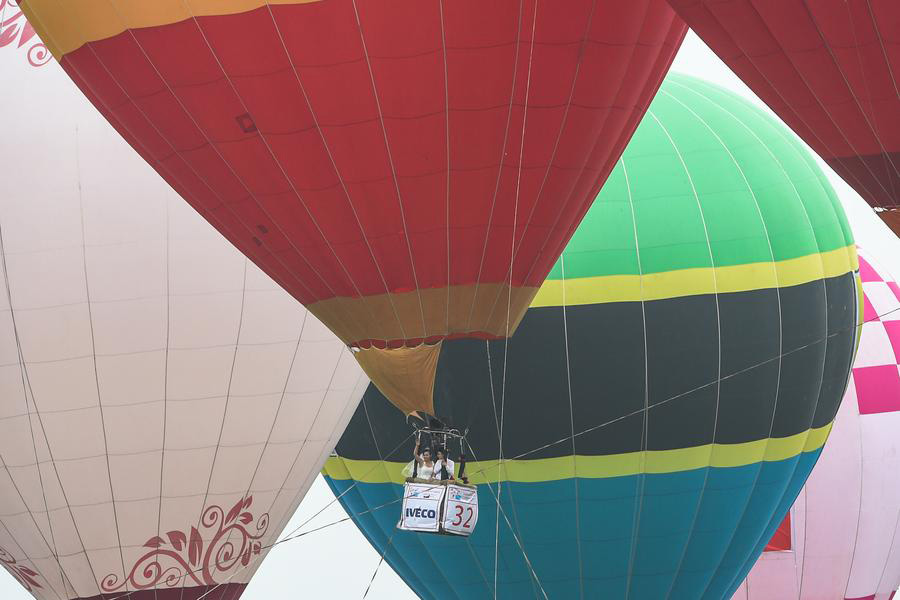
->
[413,436,423,464]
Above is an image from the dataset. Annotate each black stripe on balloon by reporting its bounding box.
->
[335,271,857,462]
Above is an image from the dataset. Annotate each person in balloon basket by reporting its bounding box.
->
[434,448,455,481]
[412,438,454,481]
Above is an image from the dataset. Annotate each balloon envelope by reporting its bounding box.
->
[323,74,860,600]
[666,0,900,237]
[0,41,367,600]
[734,248,900,600]
[19,0,686,415]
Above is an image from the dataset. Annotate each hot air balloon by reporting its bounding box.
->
[321,73,861,600]
[733,248,900,600]
[0,42,368,600]
[665,0,900,238]
[18,0,687,415]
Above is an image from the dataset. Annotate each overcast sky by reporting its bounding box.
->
[2,28,899,600]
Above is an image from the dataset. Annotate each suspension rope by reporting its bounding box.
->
[492,1,540,596]
[362,529,398,599]
[467,439,549,600]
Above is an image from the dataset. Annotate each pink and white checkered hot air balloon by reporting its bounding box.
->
[733,248,900,600]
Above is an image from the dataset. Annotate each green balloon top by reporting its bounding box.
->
[537,73,856,307]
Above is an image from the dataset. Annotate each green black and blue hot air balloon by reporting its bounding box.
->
[323,74,861,600]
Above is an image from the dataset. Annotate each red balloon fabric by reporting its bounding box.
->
[22,0,686,413]
[667,0,900,236]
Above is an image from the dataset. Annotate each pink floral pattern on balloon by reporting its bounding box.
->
[0,545,42,591]
[0,0,51,67]
[100,496,269,592]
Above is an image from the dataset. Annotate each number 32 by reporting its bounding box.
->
[451,505,474,528]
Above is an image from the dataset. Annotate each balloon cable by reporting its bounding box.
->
[362,529,397,599]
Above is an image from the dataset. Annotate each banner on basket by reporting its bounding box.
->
[442,483,478,536]
[399,482,445,532]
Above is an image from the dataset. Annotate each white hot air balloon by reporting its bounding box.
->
[0,13,368,600]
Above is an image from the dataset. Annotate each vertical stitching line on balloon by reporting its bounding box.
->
[0,53,72,600]
[207,301,309,589]
[839,384,866,600]
[0,124,126,599]
[463,0,525,335]
[75,129,136,599]
[488,0,527,592]
[0,11,75,596]
[185,0,399,345]
[349,0,429,343]
[663,76,828,600]
[619,155,650,600]
[257,3,409,345]
[864,0,900,99]
[438,0,451,339]
[680,74,836,600]
[496,1,540,598]
[252,351,357,568]
[867,267,900,597]
[656,84,782,600]
[483,347,544,598]
[723,89,837,600]
[847,266,889,600]
[0,516,66,599]
[510,0,663,298]
[691,1,885,209]
[636,109,723,600]
[150,182,172,600]
[850,0,900,206]
[101,0,378,348]
[811,1,900,204]
[176,260,248,600]
[31,0,360,350]
[479,0,598,333]
[735,1,894,207]
[269,367,376,547]
[559,251,585,600]
[872,505,900,597]
[462,441,548,600]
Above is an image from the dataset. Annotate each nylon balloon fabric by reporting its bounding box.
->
[0,44,368,600]
[322,73,861,600]
[734,248,900,600]
[19,0,687,416]
[666,0,900,238]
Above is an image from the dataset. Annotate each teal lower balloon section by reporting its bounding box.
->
[324,449,821,600]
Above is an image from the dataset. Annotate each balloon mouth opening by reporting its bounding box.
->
[352,343,443,416]
[349,331,507,351]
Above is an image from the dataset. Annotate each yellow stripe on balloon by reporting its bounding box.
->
[322,422,833,485]
[532,244,857,308]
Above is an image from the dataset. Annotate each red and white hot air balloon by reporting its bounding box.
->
[0,32,367,600]
[18,0,687,415]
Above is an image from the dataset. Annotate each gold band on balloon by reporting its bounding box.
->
[20,0,324,58]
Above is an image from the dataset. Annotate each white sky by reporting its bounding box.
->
[2,29,899,600]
